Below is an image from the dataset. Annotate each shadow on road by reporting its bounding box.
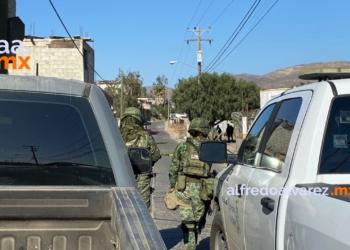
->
[157,142,167,145]
[197,236,210,249]
[146,131,161,135]
[159,225,183,250]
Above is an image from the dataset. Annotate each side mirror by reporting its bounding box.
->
[199,141,227,163]
[128,148,152,174]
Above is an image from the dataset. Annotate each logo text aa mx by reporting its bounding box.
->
[0,40,30,70]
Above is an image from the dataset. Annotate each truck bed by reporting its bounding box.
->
[0,187,165,250]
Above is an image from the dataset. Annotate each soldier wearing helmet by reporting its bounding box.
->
[169,117,213,250]
[120,107,161,209]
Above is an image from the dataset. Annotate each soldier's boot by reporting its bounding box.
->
[181,221,197,250]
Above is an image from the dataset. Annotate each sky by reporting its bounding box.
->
[16,0,350,88]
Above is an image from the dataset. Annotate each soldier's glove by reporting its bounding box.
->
[207,206,213,216]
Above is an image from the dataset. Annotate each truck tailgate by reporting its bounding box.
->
[0,186,166,250]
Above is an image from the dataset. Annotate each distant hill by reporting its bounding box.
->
[143,86,174,99]
[233,61,350,89]
[143,61,350,94]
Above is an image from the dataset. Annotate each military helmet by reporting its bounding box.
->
[188,118,210,136]
[121,107,143,123]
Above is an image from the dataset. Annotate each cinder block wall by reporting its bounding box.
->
[9,38,94,83]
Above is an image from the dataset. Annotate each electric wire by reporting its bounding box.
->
[195,0,214,27]
[209,0,235,27]
[209,0,279,70]
[184,0,235,77]
[204,0,262,73]
[48,0,105,81]
[170,0,202,85]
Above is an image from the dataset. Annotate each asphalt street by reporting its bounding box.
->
[147,122,227,250]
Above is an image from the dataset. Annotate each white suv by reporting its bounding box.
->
[175,113,187,118]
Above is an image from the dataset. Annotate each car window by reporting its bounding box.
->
[320,96,350,174]
[239,104,275,165]
[0,91,116,185]
[260,98,302,172]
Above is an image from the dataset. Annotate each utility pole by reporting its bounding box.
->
[167,89,170,123]
[23,145,40,165]
[120,70,124,118]
[185,27,213,85]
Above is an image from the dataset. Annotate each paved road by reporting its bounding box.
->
[147,122,227,250]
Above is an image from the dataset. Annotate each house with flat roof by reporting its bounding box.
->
[8,36,95,83]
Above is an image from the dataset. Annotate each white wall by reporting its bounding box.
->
[260,88,290,108]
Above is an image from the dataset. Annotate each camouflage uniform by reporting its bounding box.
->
[169,118,212,250]
[120,107,161,209]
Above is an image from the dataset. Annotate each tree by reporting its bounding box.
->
[104,71,143,118]
[172,72,260,127]
[236,79,260,113]
[153,75,168,105]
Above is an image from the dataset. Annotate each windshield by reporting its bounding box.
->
[0,91,116,185]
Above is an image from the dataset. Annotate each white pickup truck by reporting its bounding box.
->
[199,78,350,250]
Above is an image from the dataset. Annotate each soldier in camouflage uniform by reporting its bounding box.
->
[169,118,212,250]
[120,107,161,209]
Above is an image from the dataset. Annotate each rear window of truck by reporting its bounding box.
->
[0,91,116,185]
[320,96,350,174]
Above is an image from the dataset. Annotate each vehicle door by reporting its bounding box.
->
[243,91,312,250]
[222,103,276,250]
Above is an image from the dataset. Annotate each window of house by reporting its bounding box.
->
[260,98,302,172]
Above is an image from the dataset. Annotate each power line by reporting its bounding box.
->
[48,0,105,81]
[204,0,261,73]
[170,0,203,85]
[178,43,193,79]
[188,0,203,28]
[183,0,234,78]
[209,0,235,27]
[179,0,212,79]
[210,0,279,70]
[195,0,214,27]
[181,0,238,78]
[185,27,213,84]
